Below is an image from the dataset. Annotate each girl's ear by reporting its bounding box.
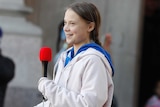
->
[88,22,95,32]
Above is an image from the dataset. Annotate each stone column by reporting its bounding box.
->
[105,0,143,107]
[0,0,43,107]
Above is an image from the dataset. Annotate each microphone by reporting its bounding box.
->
[39,47,52,77]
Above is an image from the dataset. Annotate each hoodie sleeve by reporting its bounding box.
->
[38,55,113,107]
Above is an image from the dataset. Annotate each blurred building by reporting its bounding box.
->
[0,0,159,107]
[0,0,42,107]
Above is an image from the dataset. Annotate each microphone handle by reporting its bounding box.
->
[41,61,49,102]
[42,61,48,77]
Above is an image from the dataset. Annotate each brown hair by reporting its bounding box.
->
[67,1,102,46]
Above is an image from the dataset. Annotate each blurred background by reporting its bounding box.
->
[0,0,159,107]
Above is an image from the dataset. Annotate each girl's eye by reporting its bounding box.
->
[70,22,75,25]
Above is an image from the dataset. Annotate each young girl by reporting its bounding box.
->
[34,1,114,107]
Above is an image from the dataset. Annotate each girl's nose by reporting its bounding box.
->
[63,24,69,32]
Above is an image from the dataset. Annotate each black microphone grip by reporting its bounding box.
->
[42,61,48,77]
[41,61,48,101]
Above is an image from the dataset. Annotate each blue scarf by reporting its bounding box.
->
[64,43,114,76]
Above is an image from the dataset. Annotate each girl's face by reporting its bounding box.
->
[63,9,94,50]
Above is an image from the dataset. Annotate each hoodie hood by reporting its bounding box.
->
[65,43,114,76]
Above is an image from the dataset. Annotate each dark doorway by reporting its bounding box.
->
[138,0,160,107]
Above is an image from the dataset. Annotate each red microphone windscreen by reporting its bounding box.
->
[39,47,52,62]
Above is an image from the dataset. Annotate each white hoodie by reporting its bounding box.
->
[34,48,114,107]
